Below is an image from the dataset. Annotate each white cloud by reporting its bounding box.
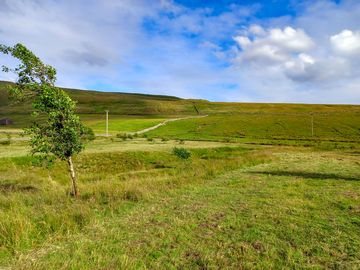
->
[234,26,315,69]
[232,14,360,103]
[0,0,360,104]
[248,24,265,36]
[331,29,360,54]
[283,53,316,81]
[233,36,251,48]
[268,27,314,52]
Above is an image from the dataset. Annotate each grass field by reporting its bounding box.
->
[80,115,167,135]
[0,141,359,269]
[1,81,360,269]
[147,113,360,143]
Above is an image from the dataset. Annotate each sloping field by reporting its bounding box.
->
[147,113,360,142]
[0,81,196,115]
[1,80,359,117]
[1,80,359,144]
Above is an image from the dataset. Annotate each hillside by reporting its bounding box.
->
[0,81,197,115]
[1,81,360,116]
[1,81,360,143]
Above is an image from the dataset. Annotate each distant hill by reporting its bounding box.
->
[1,80,359,116]
[0,81,199,115]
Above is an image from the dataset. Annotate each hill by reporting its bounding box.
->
[0,81,197,115]
[1,80,360,116]
[1,80,360,143]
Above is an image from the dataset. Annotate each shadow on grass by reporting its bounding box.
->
[249,171,360,181]
[0,183,38,193]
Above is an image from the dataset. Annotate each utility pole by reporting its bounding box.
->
[105,110,109,136]
[311,113,314,137]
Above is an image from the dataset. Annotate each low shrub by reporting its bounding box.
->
[0,133,11,145]
[172,147,191,160]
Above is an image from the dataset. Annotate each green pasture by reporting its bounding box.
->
[147,113,360,142]
[0,143,359,269]
[1,80,360,269]
[80,114,167,134]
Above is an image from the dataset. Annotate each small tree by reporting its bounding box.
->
[0,43,92,196]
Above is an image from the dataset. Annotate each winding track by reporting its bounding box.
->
[129,115,208,135]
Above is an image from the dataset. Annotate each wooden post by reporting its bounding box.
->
[105,110,109,136]
[67,156,78,196]
[311,113,314,137]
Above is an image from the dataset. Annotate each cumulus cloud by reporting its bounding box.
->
[233,26,316,77]
[331,29,360,55]
[232,20,360,103]
[0,0,359,103]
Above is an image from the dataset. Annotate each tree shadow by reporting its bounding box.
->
[249,171,359,181]
[0,183,38,193]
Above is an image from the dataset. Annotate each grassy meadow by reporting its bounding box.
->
[79,115,167,135]
[0,80,360,269]
[147,113,360,142]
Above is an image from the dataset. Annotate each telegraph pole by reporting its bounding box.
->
[311,113,314,137]
[105,110,109,136]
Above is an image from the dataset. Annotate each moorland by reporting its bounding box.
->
[0,81,359,269]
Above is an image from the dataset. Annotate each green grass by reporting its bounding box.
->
[0,81,196,116]
[2,80,360,117]
[147,113,360,143]
[0,145,359,269]
[0,145,269,266]
[1,80,360,268]
[80,114,167,134]
[2,80,360,146]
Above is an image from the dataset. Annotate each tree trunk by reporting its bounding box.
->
[67,156,78,196]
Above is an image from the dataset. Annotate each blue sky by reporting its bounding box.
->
[0,0,359,104]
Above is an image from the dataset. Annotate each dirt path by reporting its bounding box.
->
[129,115,208,135]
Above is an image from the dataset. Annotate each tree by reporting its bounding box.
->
[0,43,93,196]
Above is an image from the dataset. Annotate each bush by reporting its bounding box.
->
[116,133,128,141]
[178,139,185,145]
[0,133,11,145]
[82,127,95,141]
[161,137,169,142]
[147,137,154,142]
[172,147,191,160]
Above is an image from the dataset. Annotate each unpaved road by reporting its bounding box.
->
[129,115,208,135]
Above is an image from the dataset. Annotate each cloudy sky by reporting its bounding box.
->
[0,0,359,104]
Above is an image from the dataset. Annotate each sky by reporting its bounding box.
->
[0,0,359,104]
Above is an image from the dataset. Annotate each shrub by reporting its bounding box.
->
[116,133,127,141]
[172,147,191,160]
[178,139,185,145]
[0,140,10,145]
[0,133,11,145]
[82,127,95,141]
[147,137,154,142]
[161,137,169,142]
